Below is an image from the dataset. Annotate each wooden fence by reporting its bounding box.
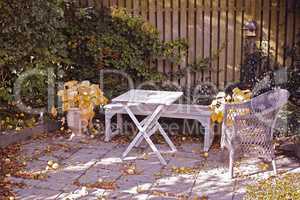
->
[78,0,300,89]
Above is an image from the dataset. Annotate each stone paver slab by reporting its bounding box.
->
[14,187,62,200]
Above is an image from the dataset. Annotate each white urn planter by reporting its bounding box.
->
[67,108,84,137]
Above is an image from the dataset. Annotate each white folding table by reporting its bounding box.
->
[111,89,183,165]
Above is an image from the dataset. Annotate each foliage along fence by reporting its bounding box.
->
[77,0,299,89]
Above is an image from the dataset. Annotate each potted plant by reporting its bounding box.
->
[209,88,252,137]
[57,81,108,137]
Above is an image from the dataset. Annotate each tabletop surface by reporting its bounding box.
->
[111,89,183,105]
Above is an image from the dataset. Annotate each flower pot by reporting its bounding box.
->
[67,108,84,137]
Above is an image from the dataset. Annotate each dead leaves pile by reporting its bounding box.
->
[121,163,141,175]
[73,179,118,190]
[14,171,48,180]
[245,173,300,200]
[150,190,189,200]
[171,166,196,174]
[0,144,26,199]
[46,160,60,171]
[0,112,38,132]
[0,139,70,199]
[257,162,270,171]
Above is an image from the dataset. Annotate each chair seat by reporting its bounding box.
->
[222,89,290,178]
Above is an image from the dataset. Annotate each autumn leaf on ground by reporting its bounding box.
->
[121,163,140,175]
[15,171,48,180]
[73,179,118,190]
[171,166,195,174]
[51,106,58,118]
[258,162,270,171]
[150,190,189,199]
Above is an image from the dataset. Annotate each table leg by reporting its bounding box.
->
[123,105,168,165]
[135,116,152,147]
[122,131,143,158]
[105,112,113,142]
[158,124,177,152]
[143,132,167,165]
[203,119,212,152]
[117,113,123,134]
[135,123,159,148]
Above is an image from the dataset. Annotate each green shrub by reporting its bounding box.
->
[0,1,187,105]
[63,6,187,84]
[0,0,67,105]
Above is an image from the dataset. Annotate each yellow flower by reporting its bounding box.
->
[62,103,70,112]
[51,106,58,118]
[57,90,64,97]
[58,81,108,126]
[211,113,218,122]
[232,87,241,94]
[64,80,78,89]
[216,112,224,123]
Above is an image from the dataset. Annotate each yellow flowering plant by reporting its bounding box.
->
[209,88,252,124]
[57,81,108,127]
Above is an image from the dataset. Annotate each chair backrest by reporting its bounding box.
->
[223,89,289,157]
[223,89,290,127]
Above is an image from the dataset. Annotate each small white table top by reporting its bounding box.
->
[111,89,183,105]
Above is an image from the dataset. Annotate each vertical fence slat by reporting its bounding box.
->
[274,0,280,64]
[226,0,234,85]
[156,0,164,73]
[266,0,271,70]
[110,0,117,7]
[148,0,157,71]
[188,0,195,86]
[179,0,187,85]
[232,0,238,81]
[291,0,297,68]
[223,0,229,87]
[277,0,286,66]
[211,0,216,85]
[201,0,205,82]
[193,0,198,85]
[239,0,245,79]
[165,0,172,77]
[172,0,180,84]
[133,0,140,16]
[154,0,159,71]
[259,0,264,51]
[218,0,226,89]
[140,0,148,20]
[208,0,213,82]
[86,0,94,7]
[234,0,242,81]
[216,0,221,88]
[283,0,288,67]
[162,0,166,74]
[118,0,125,7]
[294,1,300,69]
[170,0,175,82]
[195,0,202,84]
[102,0,110,8]
[286,0,295,68]
[203,0,211,82]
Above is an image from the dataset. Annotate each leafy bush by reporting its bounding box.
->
[0,1,187,106]
[0,0,67,105]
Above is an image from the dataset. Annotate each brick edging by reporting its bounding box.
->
[0,121,60,148]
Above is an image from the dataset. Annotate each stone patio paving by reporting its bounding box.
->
[9,134,300,200]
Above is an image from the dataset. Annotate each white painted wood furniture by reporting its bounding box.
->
[104,91,213,152]
[108,89,183,164]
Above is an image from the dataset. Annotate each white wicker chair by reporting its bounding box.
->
[221,89,290,178]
